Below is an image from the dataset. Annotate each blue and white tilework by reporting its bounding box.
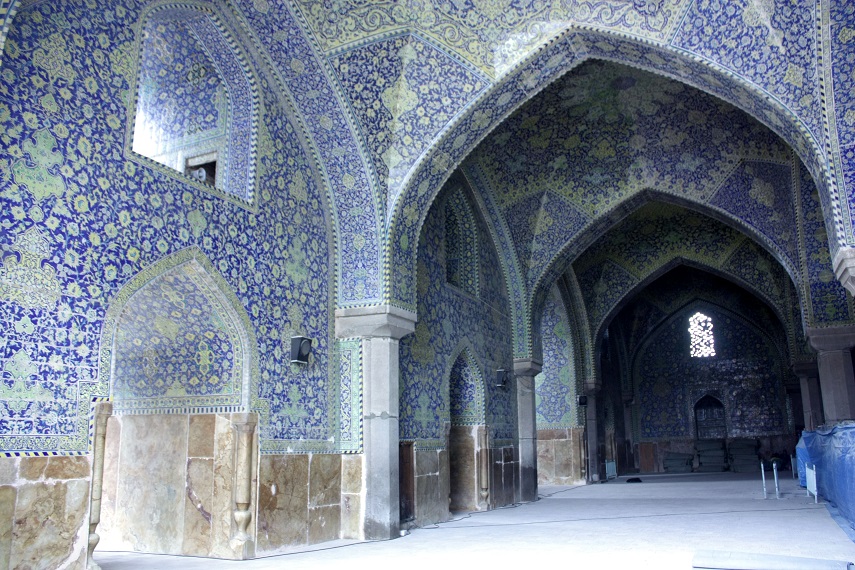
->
[399,181,515,449]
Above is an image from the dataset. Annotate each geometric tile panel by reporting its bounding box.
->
[709,160,798,264]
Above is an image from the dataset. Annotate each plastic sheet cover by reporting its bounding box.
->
[796,437,808,488]
[802,424,855,530]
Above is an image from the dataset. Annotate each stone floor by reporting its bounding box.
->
[95,472,855,570]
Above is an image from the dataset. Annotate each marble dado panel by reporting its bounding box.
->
[410,440,516,524]
[98,413,251,560]
[537,428,586,485]
[256,452,352,555]
[413,448,449,528]
[0,455,91,570]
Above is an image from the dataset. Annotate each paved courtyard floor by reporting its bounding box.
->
[95,472,855,569]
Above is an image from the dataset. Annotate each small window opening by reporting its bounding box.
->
[186,152,217,186]
[688,312,715,358]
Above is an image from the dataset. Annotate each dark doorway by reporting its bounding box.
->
[695,395,726,440]
[399,442,415,523]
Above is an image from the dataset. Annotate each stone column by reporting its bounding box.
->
[229,413,257,558]
[792,361,823,430]
[807,326,855,425]
[335,305,417,540]
[87,401,112,570]
[513,358,541,503]
[585,390,601,482]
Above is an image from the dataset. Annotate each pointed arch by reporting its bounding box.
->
[444,340,486,428]
[99,247,259,415]
[387,27,841,354]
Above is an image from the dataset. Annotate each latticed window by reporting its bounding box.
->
[688,312,715,357]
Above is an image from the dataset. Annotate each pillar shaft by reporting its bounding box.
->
[514,358,541,503]
[229,413,257,559]
[336,305,416,540]
[808,326,855,425]
[585,393,600,482]
[793,362,823,430]
[817,349,855,424]
[87,401,112,570]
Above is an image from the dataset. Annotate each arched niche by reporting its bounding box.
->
[102,248,256,414]
[128,2,258,205]
[446,344,488,514]
[95,247,260,560]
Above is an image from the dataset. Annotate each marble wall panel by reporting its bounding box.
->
[438,450,450,516]
[309,454,341,508]
[110,415,188,554]
[0,485,12,569]
[414,449,447,526]
[449,425,477,512]
[8,462,89,569]
[340,454,362,540]
[98,416,121,544]
[256,454,309,554]
[537,428,585,485]
[308,504,340,545]
[183,457,214,557]
[209,414,236,559]
[98,413,249,560]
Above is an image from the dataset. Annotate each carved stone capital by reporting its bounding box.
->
[335,304,417,339]
[807,325,855,352]
[513,358,542,378]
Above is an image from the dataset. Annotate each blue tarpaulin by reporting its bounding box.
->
[801,424,855,530]
[796,437,809,487]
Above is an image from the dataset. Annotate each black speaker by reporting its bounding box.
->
[290,336,312,364]
[577,395,588,406]
[495,369,508,388]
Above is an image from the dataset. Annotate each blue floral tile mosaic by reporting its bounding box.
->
[399,180,515,449]
[330,33,488,215]
[0,0,352,455]
[671,0,822,141]
[535,286,581,429]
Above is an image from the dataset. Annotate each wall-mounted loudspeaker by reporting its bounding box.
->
[291,336,312,364]
[495,369,509,388]
[577,395,588,406]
